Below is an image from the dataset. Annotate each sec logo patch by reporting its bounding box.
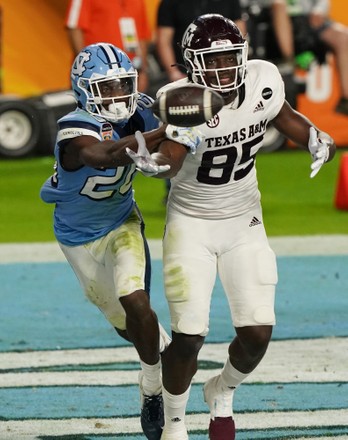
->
[207,114,220,128]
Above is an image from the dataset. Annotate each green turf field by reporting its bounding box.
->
[1,149,347,243]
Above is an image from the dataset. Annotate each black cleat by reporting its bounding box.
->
[140,392,164,440]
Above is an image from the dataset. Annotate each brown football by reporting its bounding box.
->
[152,85,224,127]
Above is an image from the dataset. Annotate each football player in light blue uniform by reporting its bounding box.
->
[42,95,157,246]
[40,42,201,440]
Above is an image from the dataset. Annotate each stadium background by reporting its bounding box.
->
[0,0,347,146]
[0,2,347,438]
[0,0,347,95]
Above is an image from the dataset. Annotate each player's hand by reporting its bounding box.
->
[165,124,204,154]
[126,131,170,177]
[308,127,331,178]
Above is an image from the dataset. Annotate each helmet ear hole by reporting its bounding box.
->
[80,79,88,88]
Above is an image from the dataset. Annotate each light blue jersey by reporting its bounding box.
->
[40,94,159,246]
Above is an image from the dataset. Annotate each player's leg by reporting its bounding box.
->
[59,211,167,361]
[106,209,167,440]
[161,212,217,439]
[318,22,348,114]
[161,332,205,440]
[99,210,160,362]
[58,238,127,329]
[203,205,277,439]
[60,209,167,440]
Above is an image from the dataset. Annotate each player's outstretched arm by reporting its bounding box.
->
[153,139,190,179]
[126,131,191,179]
[272,101,336,177]
[126,131,171,176]
[60,125,169,170]
[150,124,204,178]
[272,101,336,159]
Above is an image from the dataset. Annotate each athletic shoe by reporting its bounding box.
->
[203,375,234,418]
[208,416,235,440]
[204,375,235,439]
[140,374,164,440]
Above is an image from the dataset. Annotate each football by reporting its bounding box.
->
[152,85,224,127]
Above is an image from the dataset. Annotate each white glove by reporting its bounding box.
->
[165,124,204,154]
[308,126,331,178]
[126,131,170,177]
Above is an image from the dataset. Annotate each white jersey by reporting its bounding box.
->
[161,60,285,219]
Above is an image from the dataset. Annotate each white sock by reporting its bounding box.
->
[162,386,190,433]
[211,359,250,418]
[140,359,161,395]
[221,358,249,390]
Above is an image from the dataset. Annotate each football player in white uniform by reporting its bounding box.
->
[128,14,336,440]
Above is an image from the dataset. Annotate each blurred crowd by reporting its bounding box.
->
[65,0,348,115]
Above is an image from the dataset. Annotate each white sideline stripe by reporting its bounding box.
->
[1,235,348,263]
[1,410,347,437]
[1,338,348,386]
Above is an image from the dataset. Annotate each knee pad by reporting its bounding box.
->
[227,246,277,327]
[253,304,275,325]
[177,315,208,336]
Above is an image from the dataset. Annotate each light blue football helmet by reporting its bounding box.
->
[71,43,139,124]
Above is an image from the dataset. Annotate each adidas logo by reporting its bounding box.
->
[253,101,264,112]
[249,216,262,227]
[171,417,182,423]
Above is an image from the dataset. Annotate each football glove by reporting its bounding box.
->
[308,126,331,178]
[165,124,204,154]
[126,131,170,177]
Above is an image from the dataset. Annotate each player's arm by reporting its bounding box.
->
[151,139,190,179]
[61,125,168,170]
[270,0,294,63]
[156,27,186,82]
[126,126,202,178]
[138,40,150,92]
[66,28,85,56]
[272,100,336,161]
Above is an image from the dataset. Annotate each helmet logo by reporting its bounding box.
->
[211,40,233,48]
[71,51,91,77]
[182,23,197,47]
